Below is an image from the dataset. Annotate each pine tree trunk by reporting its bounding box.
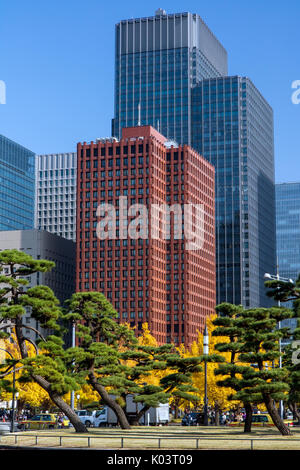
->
[288,402,300,422]
[47,389,88,433]
[88,372,131,429]
[14,316,88,433]
[294,404,300,423]
[214,404,220,426]
[243,402,253,433]
[127,405,150,426]
[263,394,291,436]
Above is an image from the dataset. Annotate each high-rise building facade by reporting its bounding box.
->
[35,153,77,241]
[113,9,228,145]
[276,182,300,333]
[76,125,215,346]
[192,76,276,307]
[0,135,35,230]
[113,10,277,309]
[276,182,300,285]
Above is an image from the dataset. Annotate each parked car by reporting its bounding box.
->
[229,413,272,427]
[74,410,95,427]
[18,413,58,430]
[181,412,204,426]
[251,414,275,426]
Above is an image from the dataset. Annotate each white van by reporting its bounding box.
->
[74,410,95,427]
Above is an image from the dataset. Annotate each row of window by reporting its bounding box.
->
[81,146,149,158]
[39,169,76,177]
[38,179,75,186]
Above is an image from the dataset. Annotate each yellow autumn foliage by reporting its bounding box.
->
[0,332,49,407]
[176,314,239,410]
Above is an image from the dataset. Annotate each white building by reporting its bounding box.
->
[35,153,77,241]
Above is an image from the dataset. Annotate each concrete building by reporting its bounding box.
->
[35,153,77,241]
[0,229,76,343]
[76,125,215,346]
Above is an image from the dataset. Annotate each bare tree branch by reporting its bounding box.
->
[0,322,46,343]
[22,337,39,355]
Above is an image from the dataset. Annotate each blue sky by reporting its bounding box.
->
[0,0,299,183]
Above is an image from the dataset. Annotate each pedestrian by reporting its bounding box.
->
[57,413,64,428]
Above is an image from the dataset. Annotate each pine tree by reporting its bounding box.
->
[212,303,255,432]
[265,275,300,421]
[64,292,174,428]
[159,345,224,417]
[236,306,293,435]
[0,249,88,433]
[212,303,295,435]
[185,315,237,426]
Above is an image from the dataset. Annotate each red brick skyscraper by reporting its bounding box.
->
[76,126,215,346]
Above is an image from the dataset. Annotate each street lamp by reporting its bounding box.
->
[76,394,80,411]
[203,325,209,426]
[15,392,19,420]
[70,320,76,411]
[264,267,294,420]
[264,273,293,285]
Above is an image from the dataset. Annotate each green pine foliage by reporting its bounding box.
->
[64,292,172,426]
[265,276,300,421]
[0,249,88,432]
[212,302,294,435]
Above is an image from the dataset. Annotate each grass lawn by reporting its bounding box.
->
[1,426,300,450]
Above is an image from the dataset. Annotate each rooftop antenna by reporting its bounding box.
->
[157,119,160,133]
[137,103,141,126]
[155,8,167,16]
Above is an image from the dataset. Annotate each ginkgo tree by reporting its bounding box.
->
[0,334,51,413]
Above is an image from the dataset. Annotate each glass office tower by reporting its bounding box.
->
[276,183,300,334]
[113,10,277,308]
[192,76,276,307]
[113,9,228,145]
[276,182,300,294]
[0,135,35,230]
